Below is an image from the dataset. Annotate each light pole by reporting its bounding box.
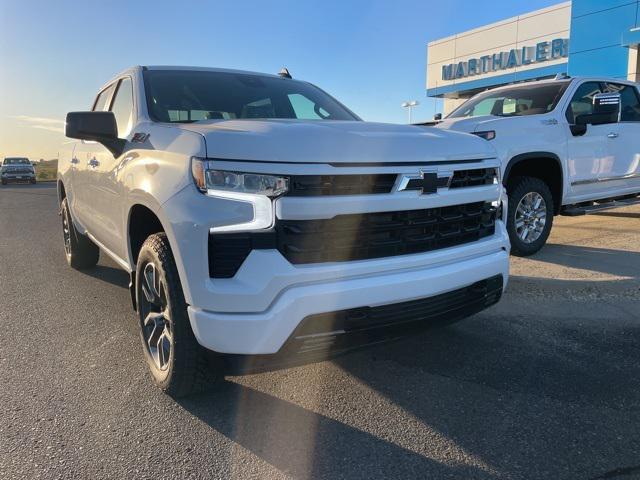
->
[401,100,419,124]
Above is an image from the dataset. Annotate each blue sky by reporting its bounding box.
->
[0,0,560,159]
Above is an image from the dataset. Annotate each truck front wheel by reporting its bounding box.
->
[136,233,219,397]
[507,176,554,256]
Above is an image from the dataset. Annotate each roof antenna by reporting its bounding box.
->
[278,67,292,79]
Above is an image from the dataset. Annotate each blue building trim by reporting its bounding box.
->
[568,0,639,77]
[427,63,568,98]
[426,1,640,101]
[622,28,640,47]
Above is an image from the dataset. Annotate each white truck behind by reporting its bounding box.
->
[434,76,640,255]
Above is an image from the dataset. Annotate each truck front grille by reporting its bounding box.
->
[276,201,496,264]
[286,168,498,196]
[208,201,497,277]
[4,167,32,174]
[288,174,397,196]
[449,168,498,188]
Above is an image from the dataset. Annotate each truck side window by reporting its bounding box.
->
[602,82,640,122]
[110,77,134,137]
[92,83,116,112]
[565,82,602,124]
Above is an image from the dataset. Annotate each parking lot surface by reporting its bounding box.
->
[1,183,639,480]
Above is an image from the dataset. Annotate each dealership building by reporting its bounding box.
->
[427,0,640,114]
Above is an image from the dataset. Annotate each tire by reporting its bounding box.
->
[31,179,36,184]
[61,198,100,269]
[1,179,6,185]
[507,176,554,256]
[136,233,219,397]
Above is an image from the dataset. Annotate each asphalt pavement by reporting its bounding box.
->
[1,182,639,480]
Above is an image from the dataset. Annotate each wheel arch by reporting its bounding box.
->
[503,152,564,215]
[127,202,169,311]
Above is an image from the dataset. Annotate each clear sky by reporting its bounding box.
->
[0,0,561,160]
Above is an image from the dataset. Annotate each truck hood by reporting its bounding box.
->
[179,119,496,164]
[434,115,501,134]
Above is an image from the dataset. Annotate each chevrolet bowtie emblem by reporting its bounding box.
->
[398,171,440,194]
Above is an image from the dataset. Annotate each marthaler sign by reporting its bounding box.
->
[442,38,569,80]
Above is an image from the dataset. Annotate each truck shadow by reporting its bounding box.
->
[592,210,640,219]
[514,243,640,281]
[82,240,639,478]
[82,264,130,289]
[176,380,500,479]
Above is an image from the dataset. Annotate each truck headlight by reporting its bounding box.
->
[192,158,289,232]
[191,159,289,197]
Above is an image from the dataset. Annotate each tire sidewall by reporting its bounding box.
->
[61,198,75,266]
[507,178,554,256]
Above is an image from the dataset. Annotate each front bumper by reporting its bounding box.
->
[1,173,35,182]
[188,245,508,354]
[158,159,509,356]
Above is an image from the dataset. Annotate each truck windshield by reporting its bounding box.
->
[143,70,359,123]
[448,82,570,119]
[3,158,30,165]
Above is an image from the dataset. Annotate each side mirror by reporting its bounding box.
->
[570,120,588,137]
[433,113,442,121]
[571,93,622,136]
[65,111,125,157]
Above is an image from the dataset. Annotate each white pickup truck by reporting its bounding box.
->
[58,65,509,396]
[434,76,640,255]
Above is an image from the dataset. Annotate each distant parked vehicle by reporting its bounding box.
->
[1,157,36,185]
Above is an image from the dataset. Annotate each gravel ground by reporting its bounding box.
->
[1,183,639,480]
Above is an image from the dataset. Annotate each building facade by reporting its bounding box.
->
[427,0,640,114]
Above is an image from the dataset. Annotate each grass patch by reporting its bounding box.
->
[34,159,58,182]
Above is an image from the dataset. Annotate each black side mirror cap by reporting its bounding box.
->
[65,111,125,157]
[433,113,442,121]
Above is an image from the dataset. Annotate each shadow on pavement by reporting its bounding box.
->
[523,243,640,279]
[78,225,640,478]
[591,210,640,220]
[0,182,58,196]
[177,381,499,480]
[81,264,130,289]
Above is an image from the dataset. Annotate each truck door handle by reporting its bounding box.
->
[87,158,100,167]
[607,133,619,139]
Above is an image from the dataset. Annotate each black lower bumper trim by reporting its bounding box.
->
[221,274,503,374]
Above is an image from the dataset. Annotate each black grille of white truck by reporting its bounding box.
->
[209,201,497,277]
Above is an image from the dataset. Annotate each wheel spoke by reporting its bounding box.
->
[515,191,548,244]
[143,311,162,328]
[533,196,542,210]
[158,330,171,368]
[139,260,173,372]
[142,263,160,304]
